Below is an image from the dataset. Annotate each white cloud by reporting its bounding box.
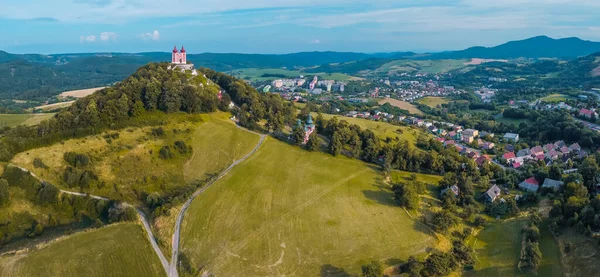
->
[100,32,117,41]
[80,35,96,43]
[139,30,160,41]
[310,39,320,44]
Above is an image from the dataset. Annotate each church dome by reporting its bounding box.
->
[172,46,178,53]
[180,46,186,53]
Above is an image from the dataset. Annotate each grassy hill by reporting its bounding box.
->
[0,113,55,128]
[180,138,444,276]
[0,223,165,277]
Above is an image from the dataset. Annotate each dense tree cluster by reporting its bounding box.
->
[519,212,543,273]
[0,165,136,246]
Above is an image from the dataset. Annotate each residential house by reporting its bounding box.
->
[441,185,460,197]
[476,155,491,166]
[503,133,520,142]
[513,162,522,169]
[518,177,540,192]
[560,146,570,155]
[436,137,446,143]
[467,151,480,159]
[569,143,581,153]
[477,139,484,147]
[444,140,456,147]
[546,149,560,160]
[543,144,555,152]
[482,142,495,150]
[579,108,597,119]
[530,146,544,156]
[485,185,502,202]
[517,148,531,157]
[554,140,566,149]
[503,152,516,162]
[505,144,515,152]
[462,129,479,144]
[542,178,564,191]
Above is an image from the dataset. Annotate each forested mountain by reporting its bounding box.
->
[427,36,600,59]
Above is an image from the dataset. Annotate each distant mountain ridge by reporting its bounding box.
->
[426,36,600,59]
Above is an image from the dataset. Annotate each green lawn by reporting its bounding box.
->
[494,113,531,126]
[418,97,452,108]
[0,113,55,128]
[315,113,422,146]
[377,59,468,74]
[1,223,165,277]
[466,219,562,277]
[180,138,439,276]
[539,94,569,102]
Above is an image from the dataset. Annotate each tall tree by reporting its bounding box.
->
[306,131,320,151]
[329,131,343,156]
[0,178,9,206]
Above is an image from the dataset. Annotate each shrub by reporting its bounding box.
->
[174,140,191,154]
[151,127,165,137]
[159,146,174,159]
[63,152,90,168]
[33,158,48,169]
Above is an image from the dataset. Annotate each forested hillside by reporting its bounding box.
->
[0,62,295,161]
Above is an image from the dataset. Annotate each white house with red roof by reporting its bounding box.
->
[579,108,597,119]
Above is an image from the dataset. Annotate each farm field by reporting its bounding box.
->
[58,87,105,98]
[555,230,600,277]
[314,113,423,146]
[466,219,562,277]
[378,97,423,114]
[32,101,75,112]
[418,96,452,107]
[227,68,357,81]
[180,138,441,276]
[494,113,531,126]
[0,223,165,277]
[0,113,55,127]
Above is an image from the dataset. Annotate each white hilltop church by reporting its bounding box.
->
[168,46,197,75]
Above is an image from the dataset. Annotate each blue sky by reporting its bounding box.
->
[1,0,600,54]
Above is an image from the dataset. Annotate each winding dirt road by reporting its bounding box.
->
[9,165,171,275]
[168,130,266,277]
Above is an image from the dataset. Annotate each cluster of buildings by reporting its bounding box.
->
[475,88,497,103]
[484,177,565,202]
[501,140,585,169]
[268,76,346,95]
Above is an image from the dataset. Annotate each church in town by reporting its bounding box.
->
[168,46,196,73]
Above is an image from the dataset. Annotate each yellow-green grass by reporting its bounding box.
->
[466,219,562,277]
[378,98,423,115]
[32,101,75,112]
[377,59,469,74]
[315,113,422,146]
[180,139,440,276]
[539,94,569,102]
[0,113,55,127]
[0,223,165,277]
[417,97,452,107]
[555,230,599,277]
[11,112,256,204]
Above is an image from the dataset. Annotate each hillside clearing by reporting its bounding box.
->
[32,101,75,112]
[314,113,422,146]
[539,93,569,102]
[180,138,440,276]
[0,223,165,277]
[378,98,423,115]
[0,113,54,127]
[417,97,452,107]
[58,87,105,98]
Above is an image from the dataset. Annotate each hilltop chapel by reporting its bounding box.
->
[168,46,195,73]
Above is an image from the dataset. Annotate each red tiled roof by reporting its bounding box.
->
[503,152,516,159]
[580,108,594,115]
[513,162,521,168]
[524,177,539,185]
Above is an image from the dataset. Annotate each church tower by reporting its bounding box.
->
[180,46,186,64]
[172,46,179,64]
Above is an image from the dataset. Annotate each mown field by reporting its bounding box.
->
[0,113,55,128]
[378,98,423,114]
[418,97,452,107]
[466,219,562,277]
[315,113,423,146]
[180,138,442,276]
[0,223,165,277]
[539,93,571,102]
[376,59,468,75]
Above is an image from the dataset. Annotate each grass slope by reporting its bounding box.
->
[0,223,165,277]
[467,219,562,277]
[180,139,439,276]
[417,97,451,108]
[378,98,423,115]
[0,113,55,128]
[315,113,421,146]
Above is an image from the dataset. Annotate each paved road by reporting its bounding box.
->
[168,128,266,277]
[9,164,171,276]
